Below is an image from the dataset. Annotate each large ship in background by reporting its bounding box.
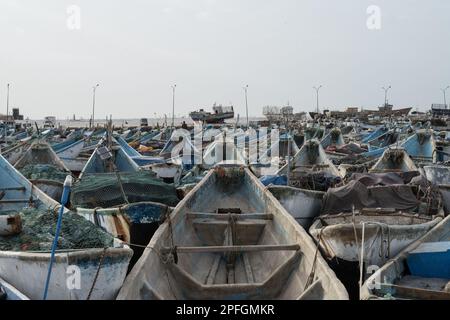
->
[326,103,412,119]
[189,104,234,123]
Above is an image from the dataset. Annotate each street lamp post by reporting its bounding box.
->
[382,85,391,106]
[5,83,10,141]
[442,86,450,109]
[313,85,322,114]
[243,85,249,128]
[171,84,176,131]
[91,84,99,129]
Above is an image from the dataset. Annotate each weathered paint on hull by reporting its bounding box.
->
[0,248,132,300]
[268,185,324,229]
[309,213,442,268]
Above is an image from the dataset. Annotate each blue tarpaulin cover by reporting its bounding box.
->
[260,175,287,186]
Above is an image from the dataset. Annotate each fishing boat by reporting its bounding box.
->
[361,215,450,300]
[250,132,299,177]
[1,138,35,165]
[267,185,324,229]
[117,166,348,300]
[72,139,180,265]
[309,177,443,298]
[423,165,450,215]
[202,135,246,169]
[14,141,72,201]
[0,154,132,300]
[400,129,436,163]
[189,104,234,124]
[321,128,345,150]
[0,277,30,300]
[275,139,341,191]
[369,147,418,173]
[277,139,340,176]
[53,138,89,173]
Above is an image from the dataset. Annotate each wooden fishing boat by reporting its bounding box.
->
[268,185,324,229]
[423,165,450,215]
[400,129,436,163]
[250,132,300,177]
[117,166,348,300]
[202,135,246,169]
[321,128,345,150]
[0,154,132,300]
[309,179,443,299]
[369,147,418,173]
[14,141,72,201]
[361,215,450,300]
[115,136,182,183]
[1,138,35,165]
[277,139,341,177]
[72,140,180,265]
[53,138,88,173]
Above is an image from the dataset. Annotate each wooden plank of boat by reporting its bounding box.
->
[186,212,273,220]
[377,282,450,300]
[161,244,300,254]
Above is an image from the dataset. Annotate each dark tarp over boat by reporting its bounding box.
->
[347,172,419,186]
[321,180,421,215]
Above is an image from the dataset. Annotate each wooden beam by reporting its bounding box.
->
[378,283,450,300]
[187,212,273,220]
[162,244,300,254]
[0,199,33,203]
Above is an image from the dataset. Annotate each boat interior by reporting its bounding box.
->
[14,142,66,171]
[369,218,450,300]
[127,168,345,300]
[370,148,418,173]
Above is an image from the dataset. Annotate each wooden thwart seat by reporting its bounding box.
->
[187,212,273,220]
[161,243,300,254]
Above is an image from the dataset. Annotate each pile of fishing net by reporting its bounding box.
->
[71,171,180,209]
[0,208,114,251]
[290,172,342,191]
[19,164,68,182]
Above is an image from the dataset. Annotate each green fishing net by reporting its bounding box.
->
[71,171,180,209]
[19,164,68,182]
[0,208,114,251]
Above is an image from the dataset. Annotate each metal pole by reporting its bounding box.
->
[171,84,176,132]
[5,83,10,140]
[91,84,99,129]
[286,128,291,186]
[382,85,391,106]
[313,85,322,114]
[244,85,249,128]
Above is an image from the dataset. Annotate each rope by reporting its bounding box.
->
[114,169,129,205]
[87,247,108,300]
[358,222,366,296]
[304,228,323,291]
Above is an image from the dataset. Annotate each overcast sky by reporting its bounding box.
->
[1,0,449,119]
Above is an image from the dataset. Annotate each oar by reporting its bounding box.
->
[42,175,73,300]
